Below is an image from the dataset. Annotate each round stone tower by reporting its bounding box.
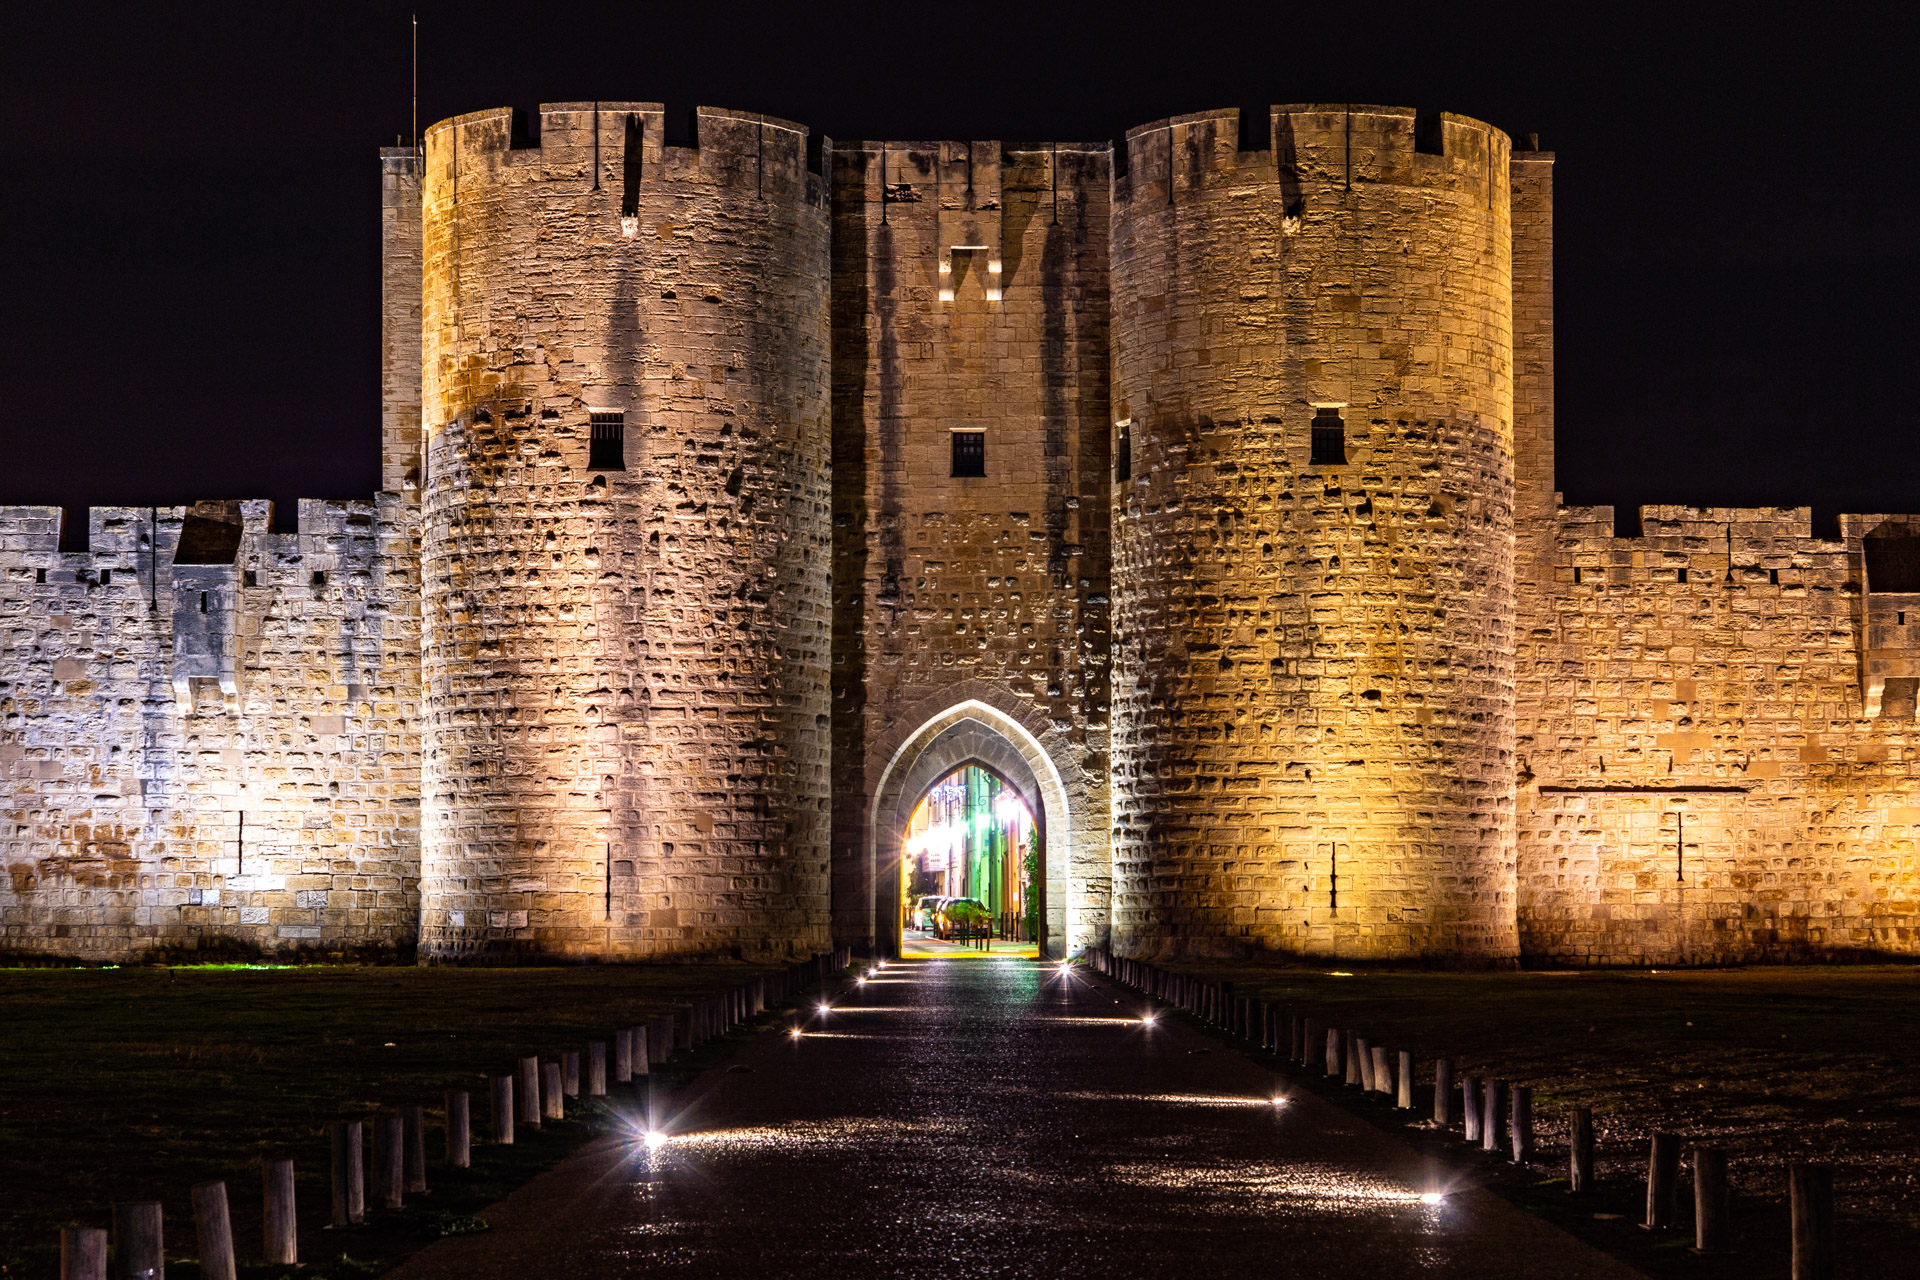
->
[417,103,833,961]
[1109,105,1517,963]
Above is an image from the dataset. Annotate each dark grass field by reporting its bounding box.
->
[1131,961,1920,1280]
[0,963,789,1278]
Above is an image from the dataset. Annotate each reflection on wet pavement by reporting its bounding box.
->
[391,959,1646,1279]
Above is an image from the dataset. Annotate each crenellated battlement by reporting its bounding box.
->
[0,497,410,574]
[378,145,419,177]
[421,102,830,205]
[1113,103,1509,208]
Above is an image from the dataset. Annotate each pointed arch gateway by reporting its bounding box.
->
[869,700,1072,959]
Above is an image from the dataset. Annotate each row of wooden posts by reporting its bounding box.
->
[1087,949,1840,1280]
[58,948,853,1280]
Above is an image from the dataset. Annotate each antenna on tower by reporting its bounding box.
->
[411,13,419,159]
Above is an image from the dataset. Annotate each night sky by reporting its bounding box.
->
[6,2,1915,533]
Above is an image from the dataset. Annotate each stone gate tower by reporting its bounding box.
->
[1108,106,1519,962]
[411,104,833,961]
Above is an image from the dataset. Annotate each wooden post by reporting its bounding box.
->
[656,1016,675,1064]
[1790,1163,1834,1279]
[1397,1051,1413,1109]
[491,1074,515,1144]
[112,1201,163,1280]
[518,1057,541,1130]
[59,1227,107,1280]
[1324,1027,1342,1078]
[1433,1058,1453,1126]
[562,1050,581,1097]
[1481,1079,1503,1154]
[1370,1045,1390,1097]
[445,1091,471,1168]
[190,1181,236,1280]
[375,1113,404,1209]
[542,1061,564,1121]
[329,1120,363,1226]
[404,1105,427,1194]
[1570,1107,1594,1193]
[1461,1075,1481,1143]
[635,1026,652,1076]
[1510,1085,1533,1164]
[613,1028,633,1084]
[1644,1132,1681,1230]
[1347,1034,1365,1088]
[587,1041,608,1096]
[1692,1146,1730,1253]
[262,1157,297,1265]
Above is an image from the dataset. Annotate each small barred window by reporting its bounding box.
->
[589,412,626,471]
[952,431,986,478]
[1310,408,1346,467]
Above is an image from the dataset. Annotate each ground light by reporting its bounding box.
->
[644,1130,669,1152]
[1419,1192,1445,1205]
[790,1027,803,1040]
[1140,1011,1157,1026]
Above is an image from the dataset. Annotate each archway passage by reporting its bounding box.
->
[867,700,1071,960]
[900,765,1039,958]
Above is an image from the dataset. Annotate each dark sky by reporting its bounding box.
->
[5,2,1915,532]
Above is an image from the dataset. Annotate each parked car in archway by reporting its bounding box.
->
[911,896,945,932]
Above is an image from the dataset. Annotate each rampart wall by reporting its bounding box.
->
[1516,506,1920,964]
[0,501,421,959]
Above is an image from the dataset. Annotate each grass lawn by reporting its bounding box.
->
[1125,960,1920,1280]
[0,962,795,1278]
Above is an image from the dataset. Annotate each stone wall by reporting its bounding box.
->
[0,500,421,960]
[417,104,833,962]
[1515,505,1920,964]
[1108,106,1518,962]
[827,139,1113,958]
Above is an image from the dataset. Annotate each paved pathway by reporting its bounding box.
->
[392,959,1644,1278]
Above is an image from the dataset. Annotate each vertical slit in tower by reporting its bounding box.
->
[621,115,643,217]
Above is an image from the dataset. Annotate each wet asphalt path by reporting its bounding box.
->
[391,959,1643,1279]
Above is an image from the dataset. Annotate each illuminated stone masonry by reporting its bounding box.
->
[2,103,1915,965]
